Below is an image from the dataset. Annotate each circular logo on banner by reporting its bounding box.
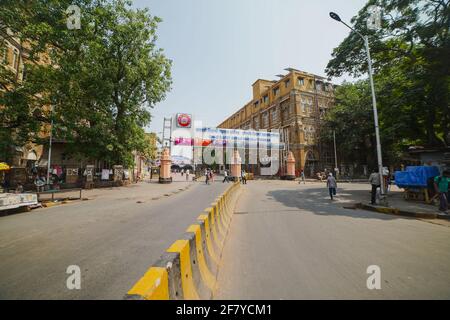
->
[177,113,192,128]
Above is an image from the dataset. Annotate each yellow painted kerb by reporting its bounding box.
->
[186,224,216,291]
[167,240,200,300]
[127,267,169,300]
[197,214,220,265]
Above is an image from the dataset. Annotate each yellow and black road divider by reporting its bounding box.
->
[125,181,241,300]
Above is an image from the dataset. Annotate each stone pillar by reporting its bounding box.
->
[230,150,241,182]
[159,148,172,184]
[285,151,296,180]
[84,165,94,189]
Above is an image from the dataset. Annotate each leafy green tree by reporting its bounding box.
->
[0,0,172,167]
[326,0,450,149]
[321,81,379,167]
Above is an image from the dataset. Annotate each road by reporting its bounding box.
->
[0,175,229,299]
[214,181,450,299]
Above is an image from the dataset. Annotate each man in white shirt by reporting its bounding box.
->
[223,170,229,183]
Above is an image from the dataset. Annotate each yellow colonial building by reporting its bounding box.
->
[218,68,336,177]
[0,28,46,168]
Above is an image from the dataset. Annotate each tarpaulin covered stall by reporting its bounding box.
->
[395,166,440,188]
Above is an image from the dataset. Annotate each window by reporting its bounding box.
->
[12,48,19,70]
[271,108,279,123]
[253,116,260,129]
[327,84,334,92]
[273,87,280,97]
[298,77,305,86]
[263,95,269,104]
[316,82,323,91]
[301,96,307,113]
[282,107,289,121]
[318,99,323,108]
[262,112,269,128]
[284,79,290,88]
[254,101,259,109]
[0,43,7,64]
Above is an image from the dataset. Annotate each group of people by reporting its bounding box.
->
[308,168,383,203]
[222,169,247,184]
[180,168,191,181]
[205,169,214,184]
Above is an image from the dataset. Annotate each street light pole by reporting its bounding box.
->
[329,12,386,201]
[364,36,385,198]
[46,106,54,186]
[333,130,338,179]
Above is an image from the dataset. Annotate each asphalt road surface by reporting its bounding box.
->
[214,181,450,299]
[0,176,229,299]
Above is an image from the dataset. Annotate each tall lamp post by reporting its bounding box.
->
[46,105,54,186]
[329,12,386,201]
[333,130,338,179]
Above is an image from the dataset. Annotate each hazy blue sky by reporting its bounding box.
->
[131,0,368,134]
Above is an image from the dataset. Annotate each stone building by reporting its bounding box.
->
[0,28,47,168]
[218,68,336,177]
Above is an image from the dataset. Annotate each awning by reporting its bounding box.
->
[0,162,11,171]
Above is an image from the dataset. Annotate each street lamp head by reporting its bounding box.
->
[329,12,341,22]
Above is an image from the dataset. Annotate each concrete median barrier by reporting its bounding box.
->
[125,181,241,300]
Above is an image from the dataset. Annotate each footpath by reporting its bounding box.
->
[299,180,450,226]
[22,174,198,211]
[328,182,450,225]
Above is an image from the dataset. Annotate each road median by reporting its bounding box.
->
[125,181,241,300]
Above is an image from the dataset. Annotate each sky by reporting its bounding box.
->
[131,0,368,135]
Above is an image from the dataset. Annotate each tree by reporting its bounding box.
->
[321,81,378,167]
[0,0,172,167]
[326,0,450,148]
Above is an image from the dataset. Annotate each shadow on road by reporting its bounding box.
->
[267,187,410,221]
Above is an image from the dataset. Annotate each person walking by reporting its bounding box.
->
[369,168,381,205]
[185,169,190,181]
[434,171,450,213]
[223,170,229,183]
[326,173,337,200]
[205,169,209,185]
[209,170,214,183]
[241,169,247,184]
[299,170,306,184]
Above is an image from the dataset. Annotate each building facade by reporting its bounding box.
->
[0,28,47,168]
[1,28,155,188]
[218,68,336,177]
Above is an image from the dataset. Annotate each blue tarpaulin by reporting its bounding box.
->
[395,166,440,188]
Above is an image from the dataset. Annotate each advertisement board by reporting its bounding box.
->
[172,127,282,150]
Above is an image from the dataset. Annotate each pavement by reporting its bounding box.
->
[300,180,450,223]
[214,180,450,299]
[0,174,230,299]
